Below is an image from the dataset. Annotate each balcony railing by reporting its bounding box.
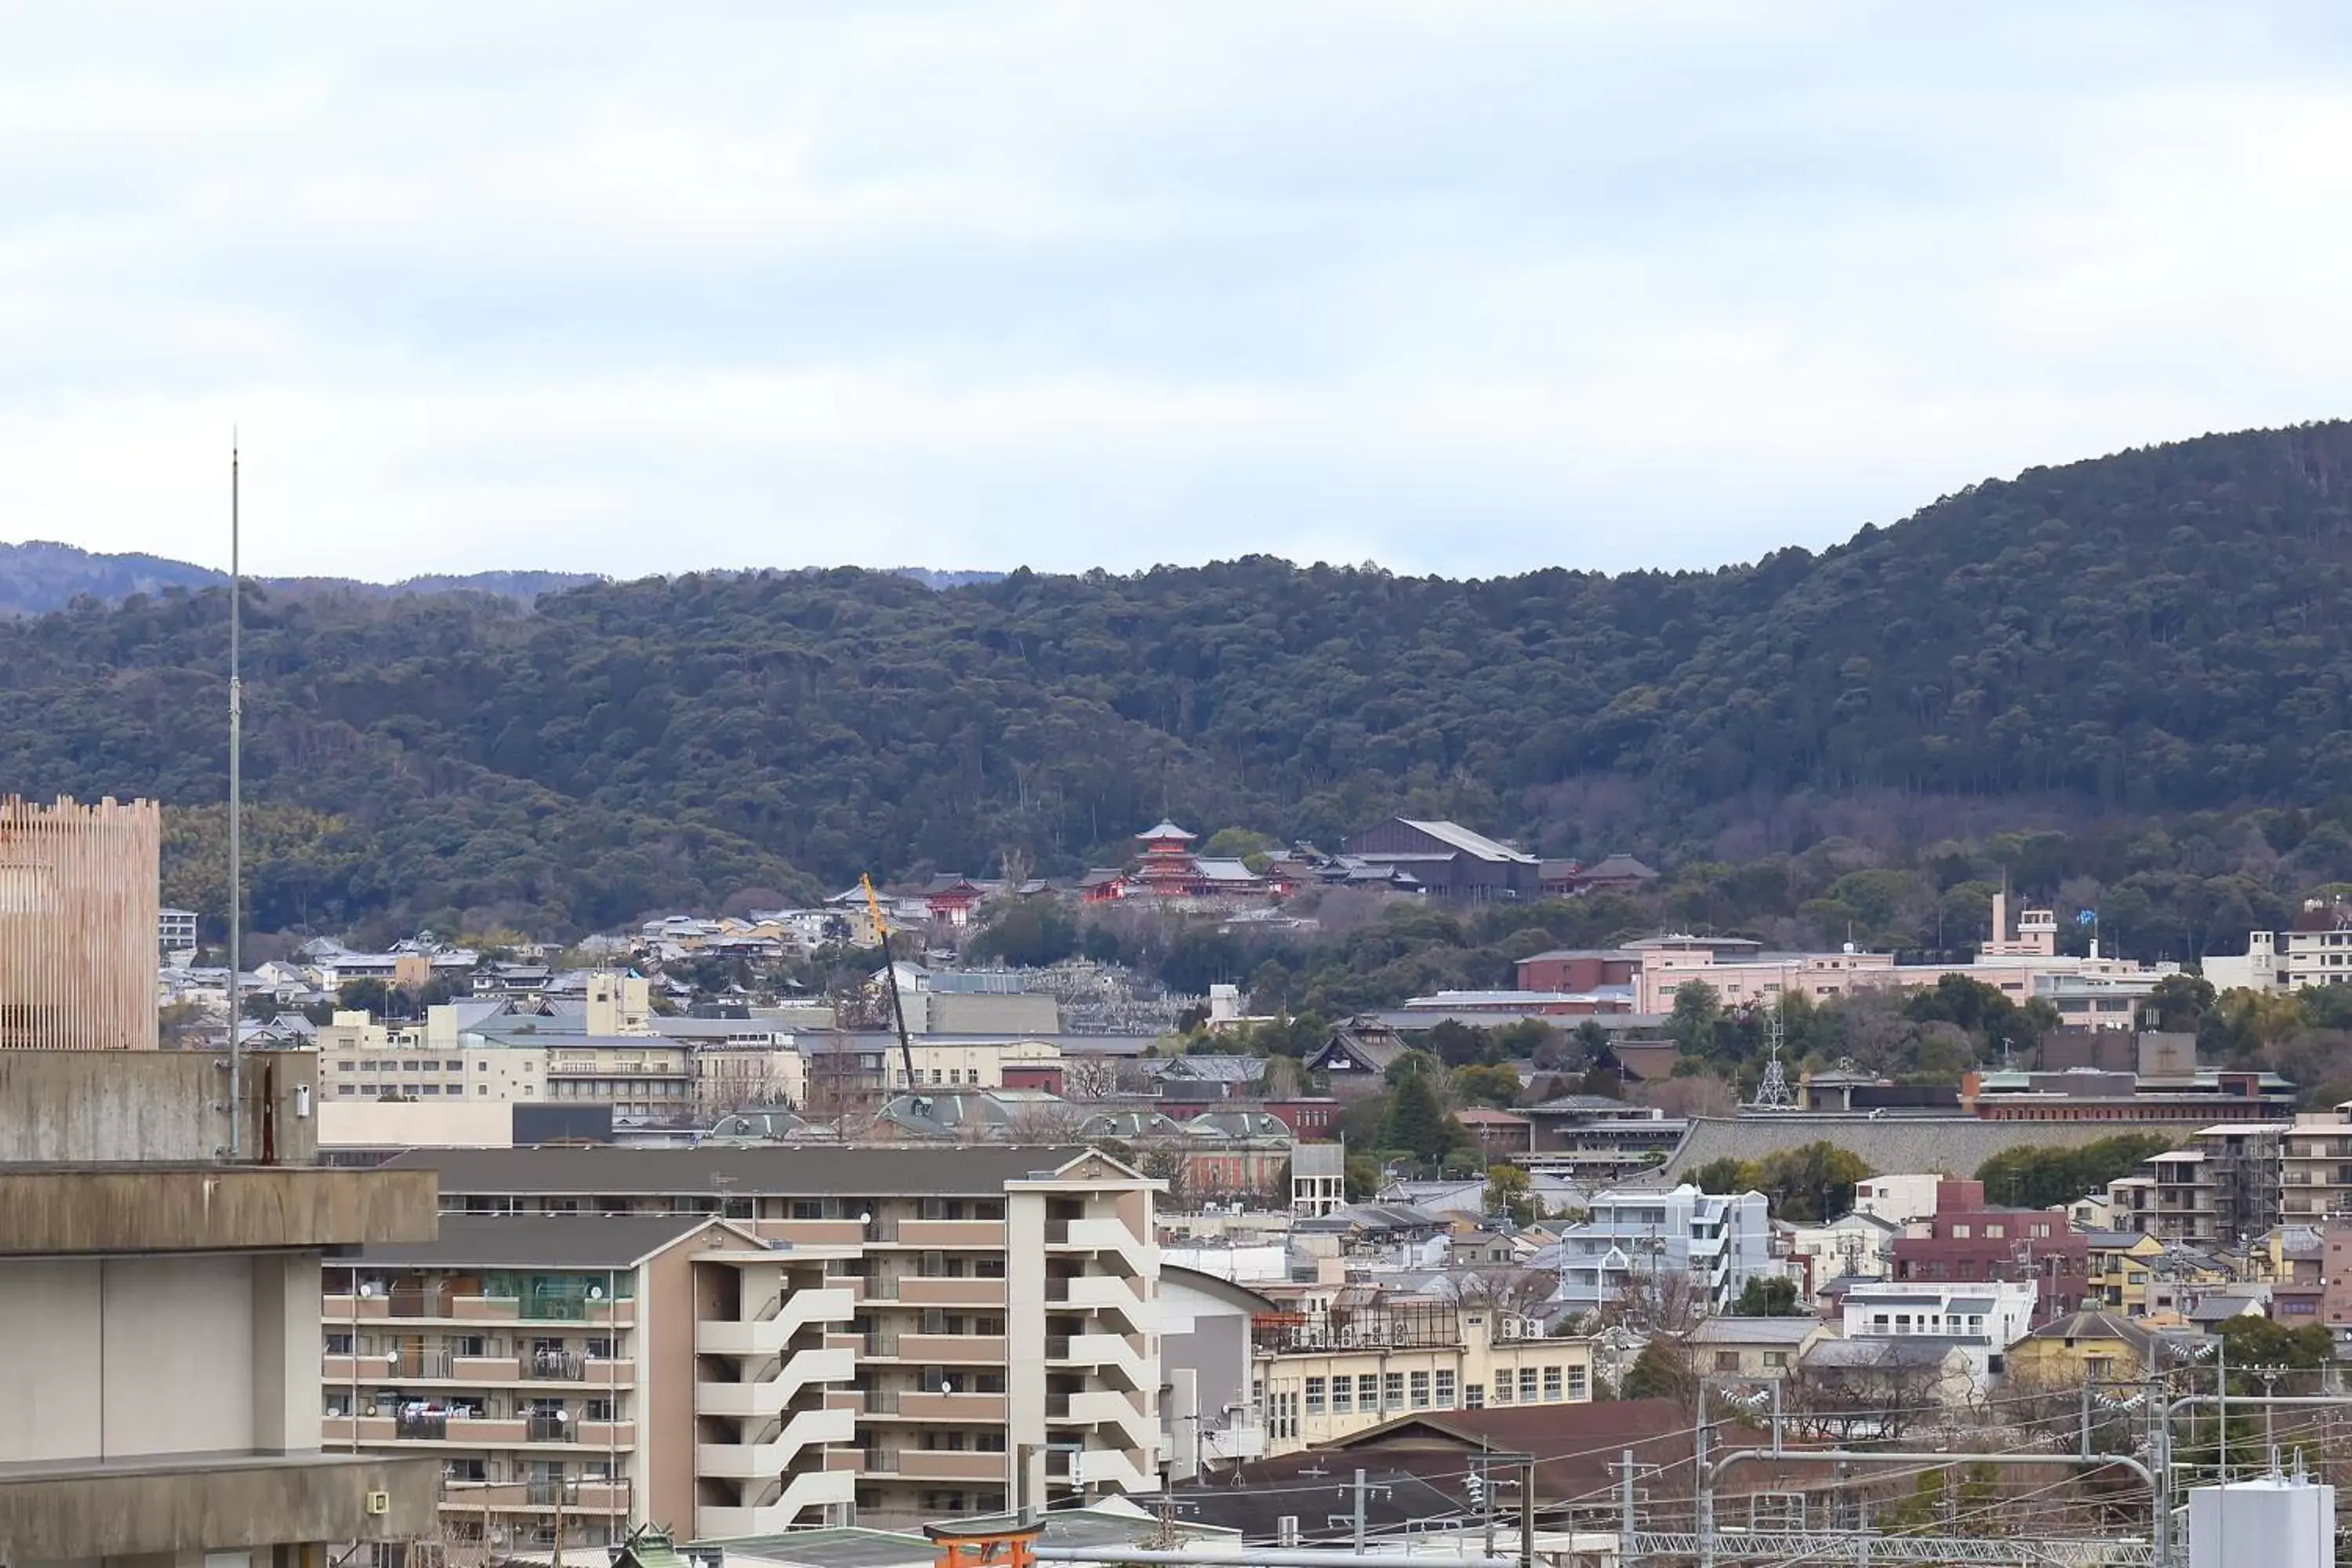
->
[397,1410,449,1439]
[524,1349,586,1380]
[526,1412,571,1441]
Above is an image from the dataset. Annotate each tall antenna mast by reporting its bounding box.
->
[226,437,244,1159]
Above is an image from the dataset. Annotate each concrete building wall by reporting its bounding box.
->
[0,1049,318,1164]
[107,1255,256,1457]
[1006,1189,1049,1512]
[643,1246,698,1531]
[0,1255,274,1463]
[0,1260,103,1462]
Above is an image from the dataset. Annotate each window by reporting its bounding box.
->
[1436,1370,1457,1407]
[1950,1224,1971,1239]
[1330,1377,1352,1416]
[446,1060,464,1071]
[1410,1371,1431,1408]
[1358,1374,1379,1412]
[1305,1377,1327,1417]
[1492,1374,1512,1406]
[1518,1368,1539,1403]
[1544,1366,1563,1400]
[326,1332,354,1356]
[791,1200,825,1221]
[1986,1224,2005,1240]
[1383,1373,1405,1413]
[1566,1366,1588,1399]
[1763,1352,1788,1369]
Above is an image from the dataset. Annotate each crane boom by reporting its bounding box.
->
[859,875,918,1093]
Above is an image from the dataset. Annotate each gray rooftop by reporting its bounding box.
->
[1690,1316,1823,1346]
[382,1143,1103,1196]
[1650,1115,2161,1187]
[351,1212,733,1269]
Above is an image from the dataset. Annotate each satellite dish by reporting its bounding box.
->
[859,1210,873,1226]
[587,1284,605,1301]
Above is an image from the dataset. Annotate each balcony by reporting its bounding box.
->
[896,1219,1007,1249]
[897,1390,1009,1423]
[323,1353,398,1382]
[323,1414,397,1443]
[896,1276,1009,1308]
[1045,1331,1149,1388]
[898,1334,1007,1364]
[894,1449,1008,1483]
[753,1218,868,1247]
[1051,1389,1156,1452]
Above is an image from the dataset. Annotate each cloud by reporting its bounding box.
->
[0,1,2347,580]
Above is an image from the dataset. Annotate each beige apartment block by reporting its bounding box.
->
[1250,1301,1592,1455]
[2283,1103,2352,1221]
[376,1143,1163,1528]
[0,794,159,1049]
[324,1213,854,1552]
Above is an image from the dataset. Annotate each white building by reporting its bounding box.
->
[1853,1174,1946,1229]
[2207,907,2352,993]
[1549,1185,1776,1316]
[1838,1278,2038,1395]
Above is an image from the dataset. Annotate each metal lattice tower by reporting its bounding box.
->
[1750,1000,1795,1110]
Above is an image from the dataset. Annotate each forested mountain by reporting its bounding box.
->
[8,421,2352,942]
[0,540,598,615]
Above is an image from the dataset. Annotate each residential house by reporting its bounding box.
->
[2082,1230,2169,1316]
[1690,1315,1828,1381]
[1775,1210,1901,1298]
[1835,1277,2039,1396]
[2006,1309,2198,1386]
[1852,1174,1946,1228]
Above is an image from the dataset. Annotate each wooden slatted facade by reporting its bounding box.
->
[0,795,160,1050]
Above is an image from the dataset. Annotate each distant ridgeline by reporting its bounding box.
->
[8,421,2352,934]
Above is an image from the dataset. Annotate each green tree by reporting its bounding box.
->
[2139,972,2217,1033]
[1669,982,1722,1054]
[1484,1163,1538,1225]
[1731,1276,1802,1316]
[1381,1072,1451,1163]
[1690,1156,1758,1194]
[1976,1134,2172,1210]
[1749,1142,1871,1222]
[1618,1339,1696,1404]
[1452,1062,1523,1109]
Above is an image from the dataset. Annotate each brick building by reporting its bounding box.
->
[1886,1179,2088,1323]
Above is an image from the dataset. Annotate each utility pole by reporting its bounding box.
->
[1352,1468,1367,1553]
[1518,1455,1535,1568]
[1617,1450,1639,1568]
[1696,1381,1714,1568]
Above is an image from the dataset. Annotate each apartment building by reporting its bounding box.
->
[377,1143,1162,1526]
[2206,904,2352,993]
[1548,1185,1776,1316]
[2281,1103,2352,1221]
[325,1213,855,1550]
[2132,1123,2287,1246]
[1249,1300,1592,1454]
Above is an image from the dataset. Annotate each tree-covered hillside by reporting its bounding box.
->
[9,422,2352,938]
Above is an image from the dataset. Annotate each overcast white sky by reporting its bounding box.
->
[3,2,2349,582]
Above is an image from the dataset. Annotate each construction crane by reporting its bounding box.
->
[859,875,920,1095]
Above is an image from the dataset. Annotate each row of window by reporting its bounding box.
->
[336,1083,514,1097]
[1867,1312,1987,1334]
[1285,1363,1587,1423]
[337,1059,475,1072]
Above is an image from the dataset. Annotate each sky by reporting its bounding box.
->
[4,2,2351,583]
